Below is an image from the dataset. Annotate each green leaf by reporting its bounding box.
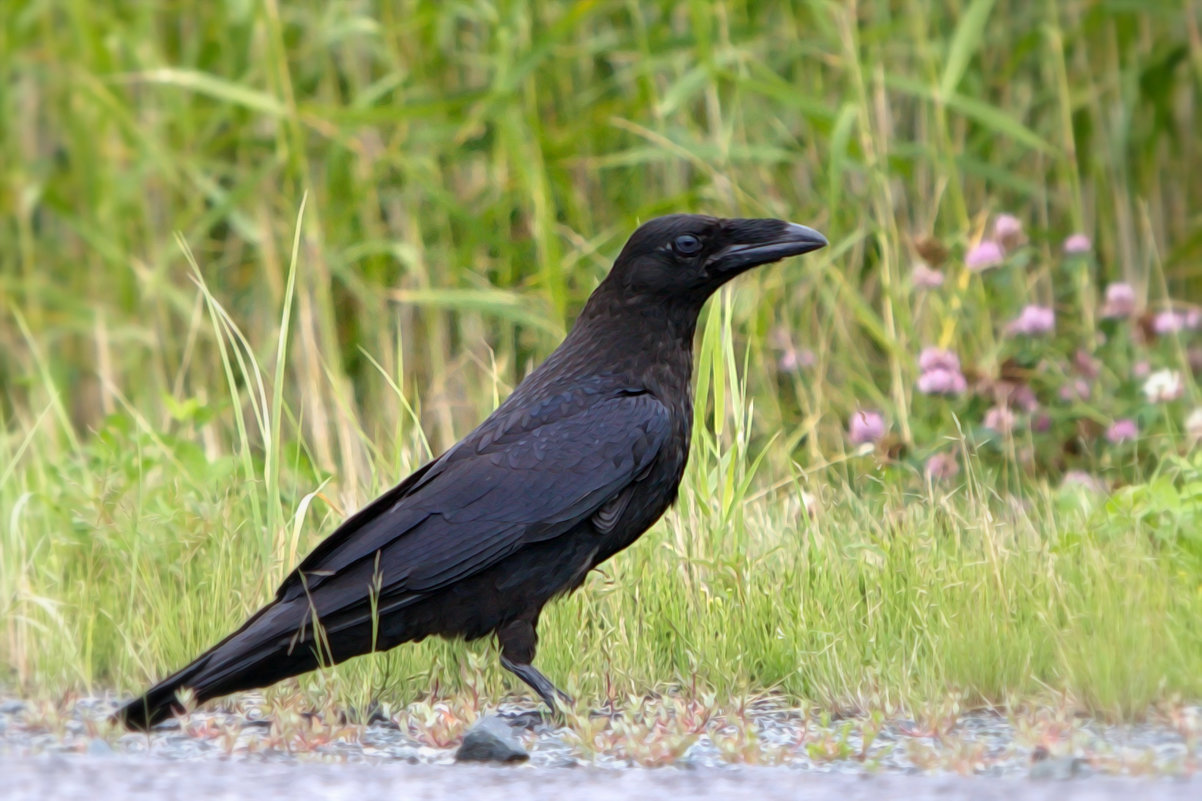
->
[113,68,288,116]
[940,0,998,100]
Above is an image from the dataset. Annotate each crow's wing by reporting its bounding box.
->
[276,388,669,606]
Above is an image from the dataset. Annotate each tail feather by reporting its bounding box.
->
[114,601,320,730]
[114,655,218,730]
[114,576,410,730]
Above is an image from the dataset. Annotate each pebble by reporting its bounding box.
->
[86,739,114,757]
[1030,756,1089,781]
[455,715,530,763]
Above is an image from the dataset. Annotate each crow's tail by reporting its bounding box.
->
[114,600,324,730]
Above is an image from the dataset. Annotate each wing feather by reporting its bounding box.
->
[276,389,670,610]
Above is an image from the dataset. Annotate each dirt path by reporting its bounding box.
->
[2,754,1197,801]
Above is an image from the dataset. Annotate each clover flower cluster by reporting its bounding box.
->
[828,212,1200,486]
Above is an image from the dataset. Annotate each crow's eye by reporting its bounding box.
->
[672,234,702,255]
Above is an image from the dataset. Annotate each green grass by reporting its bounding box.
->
[2,0,1201,722]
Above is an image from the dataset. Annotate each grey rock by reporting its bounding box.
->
[1030,754,1089,780]
[455,715,529,763]
[677,737,722,769]
[0,700,26,715]
[85,739,113,757]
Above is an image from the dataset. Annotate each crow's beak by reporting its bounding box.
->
[708,221,828,276]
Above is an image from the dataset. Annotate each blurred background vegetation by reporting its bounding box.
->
[2,0,1200,720]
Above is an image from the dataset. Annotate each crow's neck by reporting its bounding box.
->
[527,292,702,404]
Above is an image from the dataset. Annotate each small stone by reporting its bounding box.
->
[455,715,529,763]
[86,738,114,757]
[677,737,721,769]
[0,700,26,715]
[1029,751,1088,780]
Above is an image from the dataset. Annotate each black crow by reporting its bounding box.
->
[115,214,827,729]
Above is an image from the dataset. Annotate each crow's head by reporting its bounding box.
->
[605,214,827,304]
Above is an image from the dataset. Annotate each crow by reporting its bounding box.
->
[115,214,827,729]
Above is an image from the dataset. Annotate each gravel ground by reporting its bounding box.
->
[3,755,1200,801]
[0,695,1197,799]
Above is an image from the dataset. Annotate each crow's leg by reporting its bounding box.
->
[497,617,572,710]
